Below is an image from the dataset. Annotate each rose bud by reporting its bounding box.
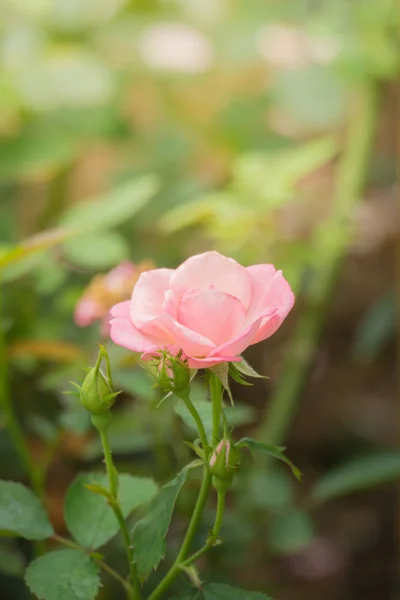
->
[154,349,191,399]
[209,437,240,492]
[78,347,120,418]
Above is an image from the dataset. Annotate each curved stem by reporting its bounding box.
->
[98,428,142,600]
[0,285,41,497]
[181,395,209,452]
[182,490,226,568]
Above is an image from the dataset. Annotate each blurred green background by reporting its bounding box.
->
[0,0,399,599]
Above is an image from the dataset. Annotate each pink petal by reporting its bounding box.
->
[110,300,131,319]
[209,313,273,358]
[246,265,295,343]
[177,289,247,346]
[139,313,215,357]
[169,251,252,308]
[186,355,241,369]
[130,268,174,327]
[110,302,159,353]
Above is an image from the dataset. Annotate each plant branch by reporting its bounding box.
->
[98,427,142,600]
[259,82,380,447]
[52,534,132,594]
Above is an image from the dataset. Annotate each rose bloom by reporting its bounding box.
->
[110,251,294,368]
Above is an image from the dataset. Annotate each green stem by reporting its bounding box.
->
[148,373,224,600]
[181,394,209,452]
[259,82,379,447]
[97,426,142,600]
[0,285,42,497]
[210,373,222,443]
[53,534,132,595]
[182,490,226,568]
[148,467,212,600]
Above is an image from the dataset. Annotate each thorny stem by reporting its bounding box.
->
[259,82,380,448]
[181,393,209,452]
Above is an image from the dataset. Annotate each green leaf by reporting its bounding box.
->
[0,542,25,576]
[310,452,400,505]
[132,467,188,581]
[0,481,54,540]
[63,231,130,269]
[25,549,100,600]
[210,363,233,405]
[245,469,294,511]
[170,583,273,599]
[58,175,159,232]
[65,473,157,549]
[237,438,301,481]
[268,510,315,555]
[236,357,266,379]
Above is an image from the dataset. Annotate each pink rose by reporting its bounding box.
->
[109,251,294,368]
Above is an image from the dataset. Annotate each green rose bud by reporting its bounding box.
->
[78,346,120,417]
[155,349,191,399]
[209,437,240,493]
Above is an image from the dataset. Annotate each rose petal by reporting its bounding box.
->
[110,319,159,354]
[130,268,174,327]
[177,289,247,346]
[186,355,241,369]
[246,265,294,343]
[139,312,215,357]
[170,251,252,308]
[209,312,274,358]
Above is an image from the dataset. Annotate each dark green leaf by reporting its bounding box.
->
[25,550,100,600]
[65,473,157,549]
[268,510,315,555]
[0,542,25,576]
[238,438,301,481]
[132,467,188,581]
[310,452,400,505]
[170,583,273,599]
[0,481,54,540]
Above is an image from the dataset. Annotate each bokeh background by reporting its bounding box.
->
[1,1,399,599]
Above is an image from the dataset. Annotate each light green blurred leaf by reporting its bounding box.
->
[25,550,100,600]
[268,510,315,555]
[273,66,348,129]
[63,231,130,269]
[0,128,77,181]
[0,481,53,540]
[310,452,400,505]
[16,52,114,111]
[59,175,159,232]
[233,137,337,208]
[246,469,294,511]
[132,467,188,581]
[65,473,157,549]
